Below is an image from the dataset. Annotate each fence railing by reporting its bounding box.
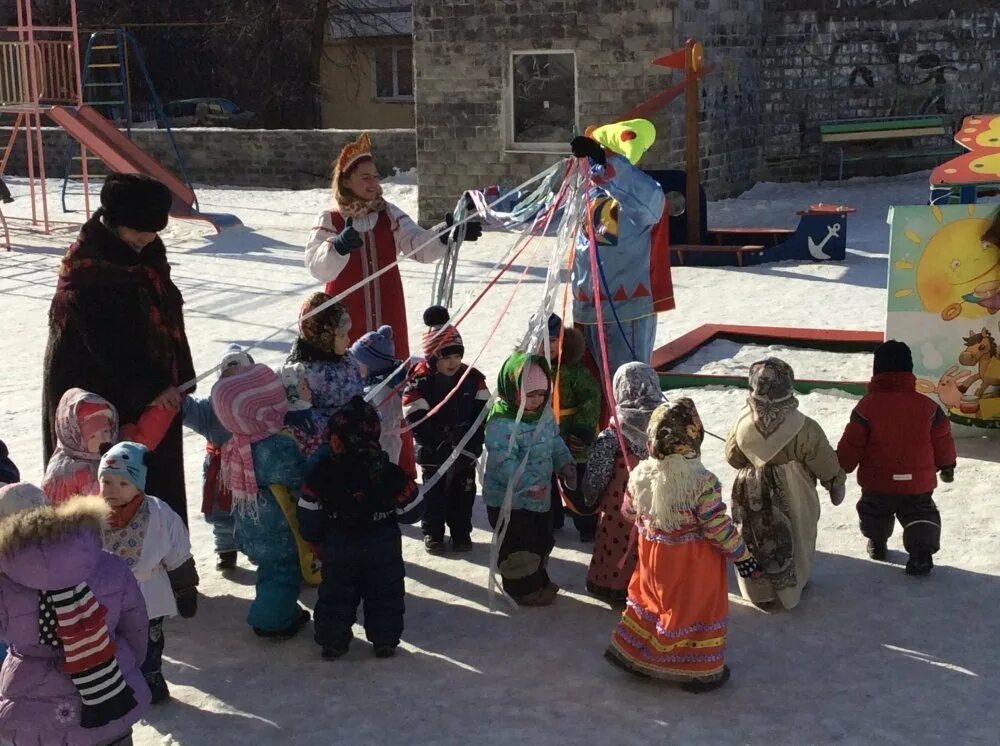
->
[0,40,78,107]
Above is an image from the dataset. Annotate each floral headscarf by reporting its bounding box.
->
[42,389,119,503]
[488,352,552,424]
[747,358,798,437]
[647,398,704,460]
[288,292,352,362]
[613,362,665,450]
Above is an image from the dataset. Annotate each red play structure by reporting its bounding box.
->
[0,0,238,250]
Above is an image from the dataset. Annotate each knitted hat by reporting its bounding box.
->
[547,313,563,338]
[100,173,172,233]
[350,325,397,373]
[873,340,913,375]
[0,482,46,520]
[220,344,255,374]
[299,292,352,356]
[76,400,116,445]
[98,441,149,492]
[647,398,704,460]
[422,305,464,360]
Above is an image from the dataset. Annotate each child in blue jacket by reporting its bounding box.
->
[484,353,575,606]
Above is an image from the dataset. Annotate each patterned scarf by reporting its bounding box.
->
[43,389,119,504]
[38,583,137,729]
[292,292,351,360]
[104,496,151,570]
[647,397,704,460]
[613,362,665,451]
[747,358,799,438]
[210,365,289,518]
[488,352,551,424]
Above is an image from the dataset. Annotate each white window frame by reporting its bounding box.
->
[506,49,578,154]
[372,44,414,103]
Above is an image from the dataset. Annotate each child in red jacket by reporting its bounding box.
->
[836,341,956,576]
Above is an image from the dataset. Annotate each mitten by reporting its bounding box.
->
[940,466,955,483]
[332,218,363,256]
[440,213,483,244]
[175,589,198,619]
[735,556,763,578]
[559,464,578,491]
[570,136,607,166]
[829,482,846,506]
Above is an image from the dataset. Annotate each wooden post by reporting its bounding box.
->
[684,40,701,245]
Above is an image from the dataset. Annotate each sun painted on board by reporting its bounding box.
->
[893,205,1000,320]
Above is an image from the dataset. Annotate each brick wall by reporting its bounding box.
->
[760,0,1000,181]
[1,127,416,189]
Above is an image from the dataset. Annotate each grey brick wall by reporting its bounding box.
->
[1,127,416,189]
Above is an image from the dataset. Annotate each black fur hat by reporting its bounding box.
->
[100,173,172,232]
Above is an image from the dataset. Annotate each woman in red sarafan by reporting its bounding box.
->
[304,133,483,477]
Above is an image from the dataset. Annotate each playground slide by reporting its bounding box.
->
[47,105,240,231]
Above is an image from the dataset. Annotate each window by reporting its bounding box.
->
[373,45,413,101]
[509,51,577,150]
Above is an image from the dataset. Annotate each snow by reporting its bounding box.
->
[1,169,998,745]
[670,341,873,381]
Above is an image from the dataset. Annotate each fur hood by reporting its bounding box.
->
[561,327,587,366]
[0,495,108,557]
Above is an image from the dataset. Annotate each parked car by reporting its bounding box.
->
[161,98,254,128]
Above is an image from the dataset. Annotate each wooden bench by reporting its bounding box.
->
[671,243,766,267]
[818,115,960,182]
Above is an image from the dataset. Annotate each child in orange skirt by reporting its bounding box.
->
[605,398,761,692]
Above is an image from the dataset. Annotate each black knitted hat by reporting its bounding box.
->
[873,340,913,375]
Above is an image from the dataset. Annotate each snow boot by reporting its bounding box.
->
[145,672,171,704]
[253,608,310,640]
[515,587,554,607]
[322,645,348,661]
[450,535,473,553]
[373,644,397,659]
[905,550,934,576]
[681,666,731,694]
[867,539,888,561]
[216,551,237,571]
[424,535,445,555]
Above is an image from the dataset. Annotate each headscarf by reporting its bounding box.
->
[647,397,704,460]
[613,362,665,450]
[747,358,798,437]
[327,395,382,457]
[42,389,119,503]
[489,352,552,423]
[288,292,352,363]
[210,364,289,517]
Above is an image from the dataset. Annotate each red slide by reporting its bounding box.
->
[47,105,240,232]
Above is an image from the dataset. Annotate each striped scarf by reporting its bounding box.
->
[39,583,137,729]
[210,364,289,519]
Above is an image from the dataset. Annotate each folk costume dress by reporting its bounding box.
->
[607,399,754,684]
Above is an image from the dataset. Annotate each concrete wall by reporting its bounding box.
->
[321,38,416,129]
[1,126,416,189]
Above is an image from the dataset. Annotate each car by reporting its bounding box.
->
[161,98,254,128]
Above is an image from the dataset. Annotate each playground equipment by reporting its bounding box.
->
[61,29,195,214]
[0,0,239,251]
[929,114,1000,205]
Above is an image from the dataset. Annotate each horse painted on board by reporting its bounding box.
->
[958,327,1000,399]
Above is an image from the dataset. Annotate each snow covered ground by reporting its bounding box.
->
[1,170,998,745]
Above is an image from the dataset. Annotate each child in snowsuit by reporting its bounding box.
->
[547,313,602,540]
[836,340,956,576]
[212,364,310,638]
[606,399,761,692]
[351,324,406,466]
[0,486,151,745]
[42,387,176,504]
[484,353,575,606]
[99,441,199,704]
[285,292,364,457]
[298,396,422,660]
[404,306,490,554]
[582,362,662,603]
[181,343,255,572]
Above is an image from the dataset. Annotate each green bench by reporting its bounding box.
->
[818,115,960,182]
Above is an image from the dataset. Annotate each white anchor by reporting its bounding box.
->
[807,222,841,261]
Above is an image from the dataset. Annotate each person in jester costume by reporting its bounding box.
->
[569,119,673,376]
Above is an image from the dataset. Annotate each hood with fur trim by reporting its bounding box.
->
[560,327,587,366]
[0,495,109,591]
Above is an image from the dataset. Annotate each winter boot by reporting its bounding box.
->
[681,666,731,694]
[450,535,473,553]
[322,645,349,661]
[867,539,888,561]
[253,608,310,640]
[905,550,934,576]
[515,587,554,607]
[216,551,237,571]
[0,178,12,204]
[373,644,397,659]
[145,672,171,704]
[424,535,445,555]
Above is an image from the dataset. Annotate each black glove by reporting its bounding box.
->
[332,218,363,256]
[175,589,198,619]
[735,556,762,578]
[940,466,955,483]
[440,213,482,245]
[570,136,606,166]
